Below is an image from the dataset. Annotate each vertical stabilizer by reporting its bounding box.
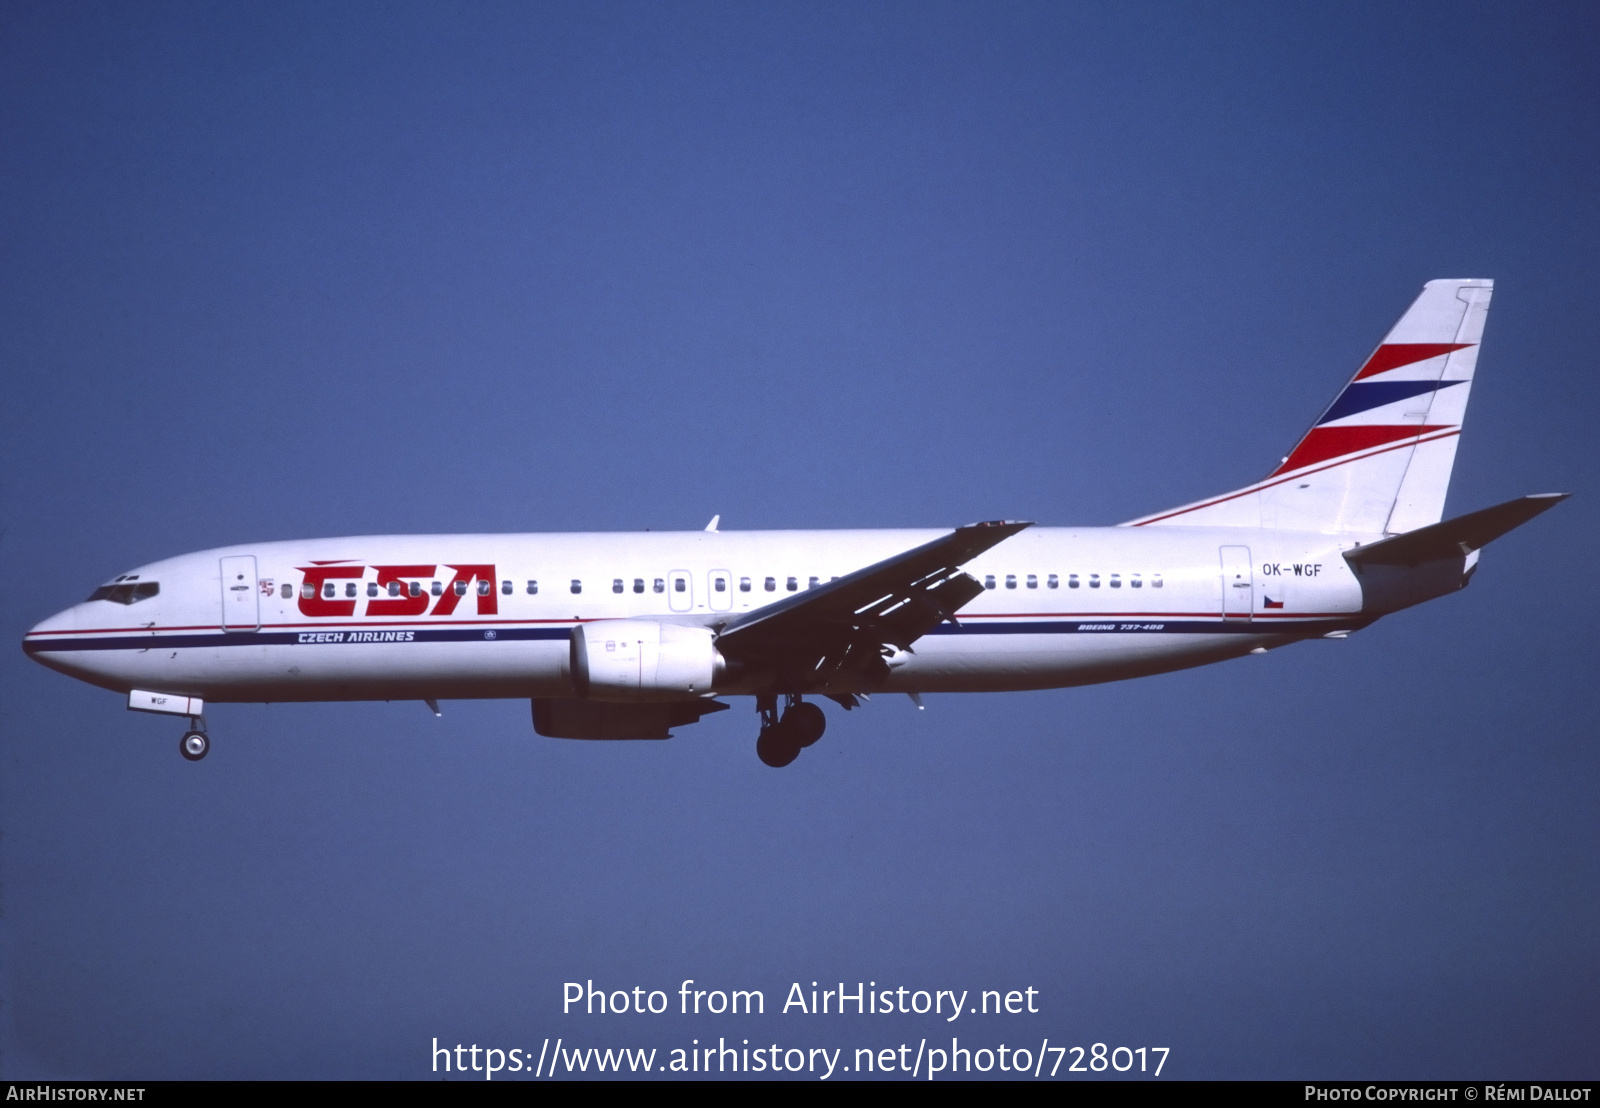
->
[1126,279,1493,534]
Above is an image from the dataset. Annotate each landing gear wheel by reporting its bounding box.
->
[785,702,826,747]
[180,731,210,761]
[756,723,801,768]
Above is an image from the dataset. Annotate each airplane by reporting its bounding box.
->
[22,278,1567,767]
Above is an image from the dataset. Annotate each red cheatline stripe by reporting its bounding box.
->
[28,617,583,636]
[1271,424,1450,477]
[1354,343,1472,380]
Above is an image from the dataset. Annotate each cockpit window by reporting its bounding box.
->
[88,581,160,605]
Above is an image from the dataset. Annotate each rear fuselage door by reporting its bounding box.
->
[1220,546,1252,622]
[221,555,260,631]
[668,570,693,613]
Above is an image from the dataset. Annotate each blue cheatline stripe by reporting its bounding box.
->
[1319,379,1464,425]
[25,617,1361,654]
[929,619,1357,635]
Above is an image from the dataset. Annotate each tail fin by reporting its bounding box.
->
[1126,279,1493,534]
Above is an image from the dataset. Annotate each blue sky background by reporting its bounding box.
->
[2,1,1596,1080]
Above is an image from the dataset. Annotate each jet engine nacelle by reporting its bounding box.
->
[569,620,722,702]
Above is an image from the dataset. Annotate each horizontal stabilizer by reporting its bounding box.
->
[1344,494,1569,567]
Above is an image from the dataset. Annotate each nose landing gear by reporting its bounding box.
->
[179,717,209,761]
[754,695,827,767]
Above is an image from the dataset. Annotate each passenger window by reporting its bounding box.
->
[654,578,665,593]
[739,577,750,592]
[1047,574,1058,589]
[345,582,356,598]
[1068,574,1079,588]
[1089,574,1100,588]
[1005,574,1017,589]
[324,582,337,599]
[527,580,539,595]
[302,583,315,599]
[366,582,377,598]
[1110,574,1121,588]
[984,575,996,589]
[808,576,819,589]
[501,580,512,595]
[764,577,776,592]
[282,583,293,599]
[613,579,624,594]
[1131,574,1142,588]
[571,580,582,594]
[674,578,686,593]
[1153,574,1164,588]
[786,577,797,591]
[1026,574,1037,589]
[633,578,644,594]
[431,581,442,596]
[454,580,467,596]
[409,581,422,597]
[714,577,726,592]
[477,579,491,596]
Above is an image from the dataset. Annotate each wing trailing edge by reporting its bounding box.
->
[715,520,1032,689]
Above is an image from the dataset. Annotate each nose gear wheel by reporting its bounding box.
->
[180,731,210,761]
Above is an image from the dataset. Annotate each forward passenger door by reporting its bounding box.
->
[220,555,260,631]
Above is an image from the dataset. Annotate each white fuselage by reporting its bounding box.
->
[24,525,1374,703]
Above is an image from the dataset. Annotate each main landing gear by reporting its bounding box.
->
[179,716,209,761]
[755,695,826,768]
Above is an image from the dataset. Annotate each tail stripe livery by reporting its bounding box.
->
[1127,279,1493,535]
[1272,423,1456,477]
[1313,379,1466,428]
[1353,342,1473,380]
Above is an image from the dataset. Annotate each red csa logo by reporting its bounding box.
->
[296,564,498,618]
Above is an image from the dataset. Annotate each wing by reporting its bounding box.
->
[714,520,1032,692]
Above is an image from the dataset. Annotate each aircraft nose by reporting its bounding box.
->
[23,604,78,660]
[26,604,76,637]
